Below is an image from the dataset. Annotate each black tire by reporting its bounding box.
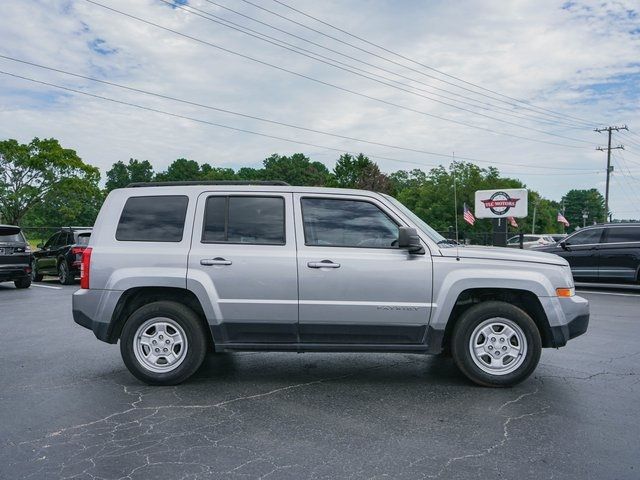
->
[31,260,43,282]
[451,301,542,388]
[120,301,209,386]
[58,260,74,285]
[14,277,31,289]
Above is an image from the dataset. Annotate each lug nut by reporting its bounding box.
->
[488,345,493,350]
[155,348,160,352]
[165,340,170,344]
[500,338,505,343]
[163,348,168,352]
[152,340,157,345]
[491,337,496,342]
[496,351,500,355]
[159,335,163,340]
[502,346,507,351]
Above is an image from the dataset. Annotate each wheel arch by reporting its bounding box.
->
[108,287,214,350]
[438,288,554,353]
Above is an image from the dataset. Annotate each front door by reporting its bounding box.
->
[294,194,433,345]
[560,228,604,281]
[188,192,298,344]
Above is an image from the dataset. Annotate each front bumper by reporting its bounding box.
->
[547,295,590,347]
[72,288,123,343]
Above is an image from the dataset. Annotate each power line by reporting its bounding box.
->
[165,0,594,143]
[252,0,599,127]
[595,124,628,222]
[194,0,586,130]
[80,0,590,149]
[0,57,601,171]
[0,69,603,178]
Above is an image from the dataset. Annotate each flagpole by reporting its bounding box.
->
[452,153,459,244]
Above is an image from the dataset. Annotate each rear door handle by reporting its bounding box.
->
[200,257,232,266]
[307,260,340,269]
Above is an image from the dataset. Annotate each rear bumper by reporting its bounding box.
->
[0,264,30,281]
[72,288,123,343]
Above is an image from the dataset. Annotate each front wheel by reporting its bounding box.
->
[451,301,541,387]
[31,260,43,282]
[120,301,208,385]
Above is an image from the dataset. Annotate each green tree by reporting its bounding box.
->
[22,177,103,228]
[262,153,331,185]
[105,158,154,191]
[155,158,202,182]
[562,189,605,229]
[0,137,99,225]
[332,153,392,193]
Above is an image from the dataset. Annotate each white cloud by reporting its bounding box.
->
[1,0,639,218]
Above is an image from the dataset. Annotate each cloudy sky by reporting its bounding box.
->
[1,0,639,219]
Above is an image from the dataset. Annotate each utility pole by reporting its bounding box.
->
[595,125,628,223]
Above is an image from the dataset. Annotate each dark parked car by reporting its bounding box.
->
[32,227,92,285]
[0,225,32,289]
[534,223,640,283]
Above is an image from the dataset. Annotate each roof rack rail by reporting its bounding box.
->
[126,180,291,187]
[61,226,93,230]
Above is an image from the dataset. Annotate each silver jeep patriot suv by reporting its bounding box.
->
[73,181,589,387]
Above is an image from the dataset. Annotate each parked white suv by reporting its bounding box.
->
[73,182,589,387]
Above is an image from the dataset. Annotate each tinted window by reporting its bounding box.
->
[44,233,60,249]
[301,198,398,248]
[605,227,640,243]
[567,228,603,245]
[116,196,189,242]
[76,233,91,246]
[202,196,285,245]
[0,227,24,243]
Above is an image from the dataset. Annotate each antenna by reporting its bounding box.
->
[452,153,460,261]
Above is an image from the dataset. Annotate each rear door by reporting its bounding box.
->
[598,226,640,282]
[188,192,298,344]
[294,193,433,345]
[38,232,61,274]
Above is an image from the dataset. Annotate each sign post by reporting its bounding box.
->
[474,189,528,247]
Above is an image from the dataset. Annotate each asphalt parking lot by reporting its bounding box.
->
[0,282,638,480]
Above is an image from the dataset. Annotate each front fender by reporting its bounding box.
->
[429,259,558,332]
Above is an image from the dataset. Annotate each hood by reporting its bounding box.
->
[439,245,568,266]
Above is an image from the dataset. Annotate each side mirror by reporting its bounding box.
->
[559,240,568,250]
[37,243,44,249]
[398,227,425,254]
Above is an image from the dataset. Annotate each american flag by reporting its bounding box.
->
[508,217,518,228]
[557,211,570,227]
[463,203,475,226]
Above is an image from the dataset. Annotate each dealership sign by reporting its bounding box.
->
[474,189,528,218]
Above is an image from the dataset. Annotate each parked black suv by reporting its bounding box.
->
[0,225,32,289]
[32,227,92,285]
[534,223,640,283]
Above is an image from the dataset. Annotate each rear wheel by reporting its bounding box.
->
[14,277,31,289]
[451,301,541,387]
[31,260,43,282]
[58,261,74,285]
[120,301,208,386]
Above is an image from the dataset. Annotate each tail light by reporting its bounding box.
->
[80,247,92,289]
[71,246,85,255]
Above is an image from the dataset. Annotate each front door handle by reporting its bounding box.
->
[308,260,340,269]
[200,257,232,266]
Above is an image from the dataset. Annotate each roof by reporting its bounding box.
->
[116,183,382,198]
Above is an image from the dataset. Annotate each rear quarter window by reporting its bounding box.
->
[116,195,189,242]
[605,227,640,243]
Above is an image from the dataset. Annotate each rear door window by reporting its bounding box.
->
[0,227,23,243]
[202,196,285,245]
[604,227,640,243]
[116,196,189,242]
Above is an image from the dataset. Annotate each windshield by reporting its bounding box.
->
[383,195,447,244]
[77,233,91,246]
